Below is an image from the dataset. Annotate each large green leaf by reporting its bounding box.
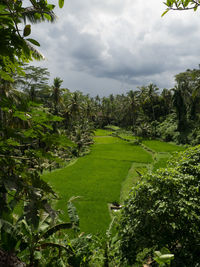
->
[58,0,64,8]
[161,9,169,17]
[26,38,40,46]
[42,223,73,239]
[38,242,73,254]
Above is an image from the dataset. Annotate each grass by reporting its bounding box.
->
[153,153,171,171]
[142,140,184,153]
[104,125,121,131]
[93,136,123,144]
[118,133,137,141]
[120,163,149,201]
[42,134,152,234]
[94,129,114,136]
[42,131,184,236]
[43,154,132,235]
[91,143,153,163]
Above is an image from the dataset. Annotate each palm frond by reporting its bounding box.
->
[42,223,73,239]
[38,242,73,254]
[21,7,57,24]
[25,40,45,60]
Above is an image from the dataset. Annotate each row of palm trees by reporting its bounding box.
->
[91,70,200,144]
[12,65,200,145]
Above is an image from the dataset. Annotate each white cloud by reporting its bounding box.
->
[31,0,200,96]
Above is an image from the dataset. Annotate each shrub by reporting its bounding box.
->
[156,114,178,142]
[187,127,200,146]
[169,145,200,176]
[118,145,200,266]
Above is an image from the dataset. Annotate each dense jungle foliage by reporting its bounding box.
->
[1,0,200,266]
[118,146,200,266]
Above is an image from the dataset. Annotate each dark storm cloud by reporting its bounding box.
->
[32,0,200,96]
[59,31,180,84]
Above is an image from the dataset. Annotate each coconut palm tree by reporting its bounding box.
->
[126,90,139,127]
[52,77,63,115]
[146,83,159,121]
[172,84,187,132]
[161,88,173,116]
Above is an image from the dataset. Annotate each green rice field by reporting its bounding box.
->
[42,130,184,235]
[142,139,184,152]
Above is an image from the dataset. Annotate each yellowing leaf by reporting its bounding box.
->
[23,25,31,37]
[59,0,64,8]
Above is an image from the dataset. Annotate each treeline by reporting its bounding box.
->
[93,68,200,145]
[13,65,200,146]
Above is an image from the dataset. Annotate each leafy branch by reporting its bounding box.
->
[162,0,200,16]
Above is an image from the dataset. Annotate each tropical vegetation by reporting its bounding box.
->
[1,0,200,266]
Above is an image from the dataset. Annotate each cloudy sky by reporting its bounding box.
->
[31,0,200,96]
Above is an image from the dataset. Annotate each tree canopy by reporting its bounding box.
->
[118,145,200,266]
[0,0,64,81]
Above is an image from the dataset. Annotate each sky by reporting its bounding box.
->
[31,0,200,96]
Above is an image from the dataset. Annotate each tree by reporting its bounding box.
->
[52,77,63,116]
[0,0,64,81]
[118,145,200,266]
[136,84,160,125]
[161,88,173,116]
[15,64,50,102]
[175,68,200,120]
[67,91,82,122]
[126,90,139,127]
[172,84,187,132]
[0,1,68,265]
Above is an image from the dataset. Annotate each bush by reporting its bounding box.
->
[118,145,200,266]
[187,127,200,146]
[156,114,178,142]
[169,145,200,176]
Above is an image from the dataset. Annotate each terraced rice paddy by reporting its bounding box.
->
[42,130,184,235]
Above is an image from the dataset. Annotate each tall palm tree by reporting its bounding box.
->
[161,88,173,116]
[51,77,63,133]
[52,77,63,115]
[190,86,200,120]
[172,84,187,132]
[146,83,159,121]
[67,92,82,120]
[127,90,139,127]
[0,78,25,129]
